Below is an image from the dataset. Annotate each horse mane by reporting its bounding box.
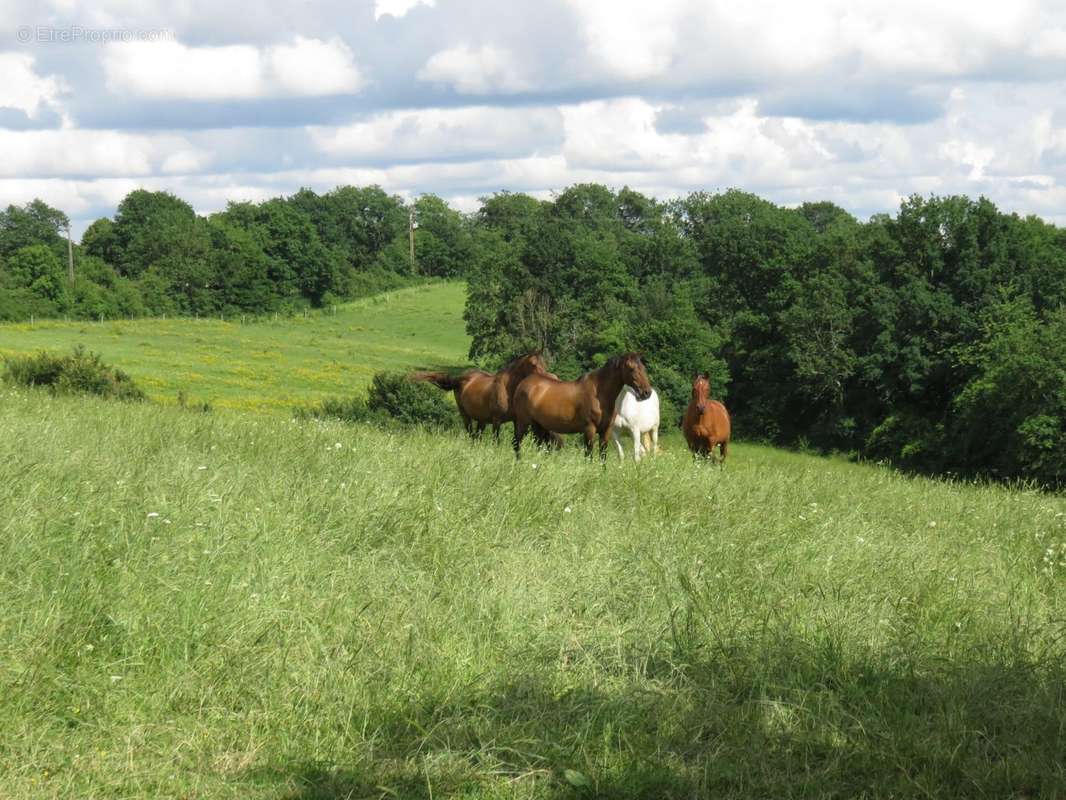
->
[501,350,542,370]
[601,352,641,372]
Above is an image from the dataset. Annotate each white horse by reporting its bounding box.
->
[611,386,660,462]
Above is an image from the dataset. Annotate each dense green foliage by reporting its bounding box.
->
[2,390,1065,798]
[2,346,145,401]
[465,187,1066,485]
[0,188,470,322]
[297,370,459,430]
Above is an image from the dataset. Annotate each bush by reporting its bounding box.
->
[297,370,458,430]
[3,346,146,401]
[367,371,457,428]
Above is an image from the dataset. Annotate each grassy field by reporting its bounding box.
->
[0,282,470,414]
[2,389,1065,799]
[2,284,1066,798]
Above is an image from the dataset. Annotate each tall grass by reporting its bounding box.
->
[2,389,1064,798]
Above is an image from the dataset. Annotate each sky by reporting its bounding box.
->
[3,0,1066,237]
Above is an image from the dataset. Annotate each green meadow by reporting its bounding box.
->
[0,282,470,414]
[2,283,1066,798]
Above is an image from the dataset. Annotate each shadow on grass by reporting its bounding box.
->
[245,632,1066,799]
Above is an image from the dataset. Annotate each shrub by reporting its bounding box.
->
[366,371,457,428]
[297,370,458,430]
[3,346,146,401]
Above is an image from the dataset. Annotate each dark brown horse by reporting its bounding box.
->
[411,352,551,441]
[512,353,652,460]
[682,373,731,463]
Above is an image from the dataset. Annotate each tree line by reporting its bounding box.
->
[2,183,1064,485]
[464,185,1066,486]
[0,188,471,322]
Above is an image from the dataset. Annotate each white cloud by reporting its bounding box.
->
[374,0,434,20]
[939,139,996,180]
[567,0,684,80]
[565,0,1040,85]
[310,106,562,161]
[0,53,66,121]
[562,98,688,170]
[268,37,366,96]
[417,44,531,94]
[1031,28,1066,59]
[103,37,364,100]
[0,129,211,177]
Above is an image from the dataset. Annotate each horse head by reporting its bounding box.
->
[506,351,550,379]
[691,372,710,414]
[620,353,652,401]
[524,350,550,377]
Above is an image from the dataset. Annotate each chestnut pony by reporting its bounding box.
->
[682,373,731,463]
[513,353,652,460]
[411,352,551,442]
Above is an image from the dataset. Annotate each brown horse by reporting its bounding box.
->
[682,373,731,463]
[411,352,551,441]
[512,353,652,460]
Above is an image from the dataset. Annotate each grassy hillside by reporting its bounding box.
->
[2,390,1065,798]
[0,282,470,414]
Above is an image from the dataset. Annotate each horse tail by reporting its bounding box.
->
[409,371,465,391]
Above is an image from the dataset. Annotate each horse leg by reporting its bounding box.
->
[530,422,552,450]
[475,421,486,440]
[650,426,660,455]
[583,425,596,460]
[492,421,501,444]
[632,427,642,462]
[599,430,610,465]
[460,410,474,438]
[719,440,729,465]
[513,420,529,459]
[612,426,625,461]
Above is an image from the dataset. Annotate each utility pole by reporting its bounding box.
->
[408,205,416,273]
[65,223,74,284]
